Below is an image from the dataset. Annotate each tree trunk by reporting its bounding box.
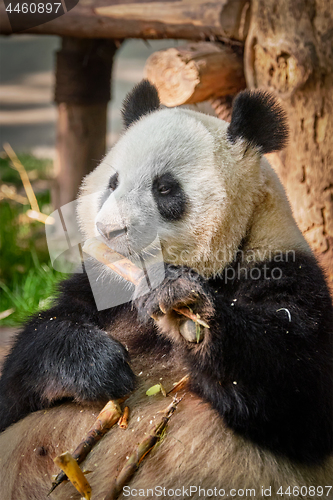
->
[245,0,333,291]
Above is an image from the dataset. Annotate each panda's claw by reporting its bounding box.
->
[159,303,167,314]
[135,265,214,326]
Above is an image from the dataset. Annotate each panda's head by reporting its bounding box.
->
[77,80,296,276]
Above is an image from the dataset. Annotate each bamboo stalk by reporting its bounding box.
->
[0,184,28,204]
[82,238,144,285]
[167,374,190,395]
[173,307,210,329]
[104,396,184,500]
[118,406,130,430]
[3,143,39,213]
[3,143,54,225]
[48,400,121,495]
[53,452,92,500]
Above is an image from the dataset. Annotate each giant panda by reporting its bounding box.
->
[0,80,332,500]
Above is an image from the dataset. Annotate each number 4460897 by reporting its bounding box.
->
[277,486,332,496]
[5,3,62,14]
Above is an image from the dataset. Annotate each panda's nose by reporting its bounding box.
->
[96,222,127,241]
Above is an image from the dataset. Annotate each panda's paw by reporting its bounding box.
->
[135,265,214,342]
[39,329,136,405]
[84,340,136,401]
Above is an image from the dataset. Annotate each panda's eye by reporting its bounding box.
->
[158,185,171,195]
[153,173,178,197]
[108,173,119,191]
[152,172,187,222]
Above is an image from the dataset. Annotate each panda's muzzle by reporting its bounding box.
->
[96,221,127,241]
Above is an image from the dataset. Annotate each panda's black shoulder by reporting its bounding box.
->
[56,270,93,301]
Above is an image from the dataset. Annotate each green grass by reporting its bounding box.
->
[0,153,52,185]
[0,154,67,326]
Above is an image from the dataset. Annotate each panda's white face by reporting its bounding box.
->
[97,110,223,255]
[78,106,263,275]
[77,81,302,276]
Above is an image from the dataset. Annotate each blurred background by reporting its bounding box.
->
[0,36,176,351]
[0,36,178,154]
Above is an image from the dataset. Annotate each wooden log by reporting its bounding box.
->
[210,95,234,122]
[144,42,246,107]
[52,38,116,209]
[0,0,250,42]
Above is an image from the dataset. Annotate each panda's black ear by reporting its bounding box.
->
[121,80,160,129]
[227,90,288,154]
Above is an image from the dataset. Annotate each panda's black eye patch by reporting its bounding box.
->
[108,173,119,191]
[98,173,119,211]
[152,173,187,222]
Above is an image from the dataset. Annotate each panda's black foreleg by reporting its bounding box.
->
[135,259,333,465]
[0,272,136,432]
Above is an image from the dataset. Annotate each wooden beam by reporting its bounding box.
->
[0,0,251,41]
[95,0,224,29]
[144,42,246,107]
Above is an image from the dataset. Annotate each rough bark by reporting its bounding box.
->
[245,0,333,290]
[144,42,246,107]
[0,0,250,41]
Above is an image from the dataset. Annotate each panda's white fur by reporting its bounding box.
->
[78,107,309,277]
[0,83,332,500]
